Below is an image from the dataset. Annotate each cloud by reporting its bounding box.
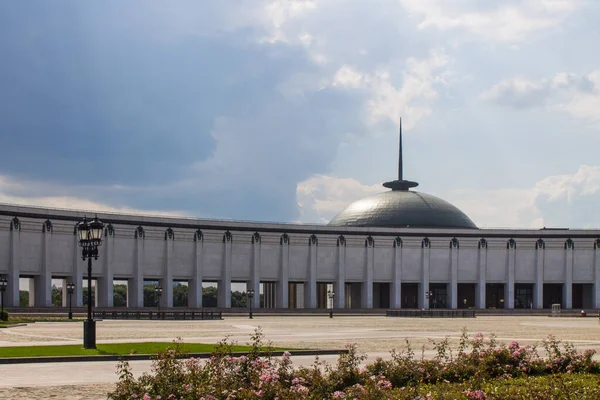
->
[2,1,600,228]
[296,175,383,223]
[400,0,581,43]
[0,1,453,223]
[296,165,600,228]
[481,70,600,121]
[329,49,452,128]
[0,175,185,217]
[261,0,318,44]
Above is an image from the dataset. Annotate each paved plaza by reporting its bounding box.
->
[0,315,599,399]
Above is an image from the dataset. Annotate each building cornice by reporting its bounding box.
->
[1,203,599,239]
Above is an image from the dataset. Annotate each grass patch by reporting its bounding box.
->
[1,317,84,324]
[0,342,268,358]
[0,317,84,327]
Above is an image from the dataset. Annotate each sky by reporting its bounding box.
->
[1,0,600,229]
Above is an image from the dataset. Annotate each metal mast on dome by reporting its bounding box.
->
[383,117,419,191]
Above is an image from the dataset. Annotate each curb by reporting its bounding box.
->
[0,349,349,365]
[0,324,28,329]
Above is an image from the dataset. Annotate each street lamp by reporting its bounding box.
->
[0,277,7,321]
[155,285,163,313]
[425,290,433,309]
[66,282,75,320]
[76,215,104,349]
[328,290,335,318]
[247,289,254,319]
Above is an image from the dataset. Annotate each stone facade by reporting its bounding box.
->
[1,203,599,310]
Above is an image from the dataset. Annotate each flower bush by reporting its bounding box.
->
[109,328,600,400]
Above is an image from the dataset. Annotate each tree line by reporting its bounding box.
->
[20,284,251,308]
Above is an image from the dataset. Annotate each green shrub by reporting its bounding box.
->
[0,310,8,321]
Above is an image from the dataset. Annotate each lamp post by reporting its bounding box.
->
[76,215,104,349]
[155,285,163,314]
[328,290,335,318]
[247,289,254,319]
[425,290,432,309]
[0,277,7,321]
[66,282,75,320]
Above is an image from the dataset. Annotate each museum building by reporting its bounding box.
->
[1,122,599,311]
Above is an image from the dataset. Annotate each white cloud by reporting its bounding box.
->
[0,175,185,218]
[261,0,318,44]
[296,175,382,223]
[400,0,581,43]
[332,66,364,89]
[481,70,600,121]
[330,50,452,128]
[297,165,600,228]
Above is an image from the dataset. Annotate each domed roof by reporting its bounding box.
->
[327,117,477,229]
[328,190,477,229]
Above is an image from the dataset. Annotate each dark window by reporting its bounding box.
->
[515,284,533,309]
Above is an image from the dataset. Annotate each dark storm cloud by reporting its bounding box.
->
[0,1,370,221]
[0,2,287,185]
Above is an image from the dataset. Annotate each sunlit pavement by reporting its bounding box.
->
[0,315,599,391]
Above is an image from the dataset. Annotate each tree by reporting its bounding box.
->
[202,286,217,307]
[113,284,127,307]
[173,284,188,307]
[82,287,96,306]
[19,290,29,307]
[231,290,247,308]
[144,284,158,307]
[52,287,62,307]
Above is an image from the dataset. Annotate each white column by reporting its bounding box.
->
[477,239,487,309]
[162,229,174,309]
[390,238,402,309]
[188,231,203,309]
[564,240,574,309]
[93,279,98,307]
[62,278,68,307]
[250,233,261,309]
[36,222,52,307]
[218,232,232,308]
[335,236,346,309]
[28,277,35,307]
[130,228,145,308]
[97,227,114,307]
[7,219,21,307]
[362,237,374,308]
[505,240,516,309]
[449,239,458,309]
[72,229,83,308]
[594,240,600,309]
[265,283,276,308]
[420,239,431,309]
[276,235,289,308]
[534,240,544,309]
[305,235,317,309]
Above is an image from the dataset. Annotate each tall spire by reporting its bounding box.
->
[398,117,403,181]
[383,117,419,191]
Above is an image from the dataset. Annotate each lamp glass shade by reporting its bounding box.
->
[88,216,104,241]
[77,218,89,242]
